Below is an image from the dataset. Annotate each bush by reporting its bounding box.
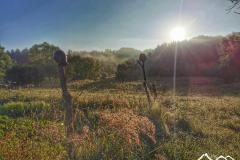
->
[66,54,101,80]
[116,60,141,81]
[0,101,51,117]
[5,65,44,85]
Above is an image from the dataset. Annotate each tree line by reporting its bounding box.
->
[0,32,239,85]
[0,43,140,85]
[116,33,240,83]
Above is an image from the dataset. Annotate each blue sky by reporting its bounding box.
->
[1,0,240,51]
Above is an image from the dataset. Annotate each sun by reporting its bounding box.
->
[170,26,186,41]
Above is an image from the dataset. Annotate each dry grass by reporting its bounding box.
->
[0,79,240,159]
[100,109,156,145]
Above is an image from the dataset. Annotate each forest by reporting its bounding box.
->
[1,32,240,85]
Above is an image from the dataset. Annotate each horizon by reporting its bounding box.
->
[1,0,240,51]
[1,32,235,52]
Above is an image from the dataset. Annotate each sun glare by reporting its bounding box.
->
[170,26,186,41]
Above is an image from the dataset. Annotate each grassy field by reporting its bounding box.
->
[0,78,239,160]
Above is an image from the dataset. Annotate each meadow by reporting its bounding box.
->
[0,78,239,160]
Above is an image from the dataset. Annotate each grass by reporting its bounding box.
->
[0,101,51,117]
[0,78,239,159]
[0,116,66,160]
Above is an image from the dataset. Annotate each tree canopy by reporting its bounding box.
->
[66,54,101,80]
[219,32,240,82]
[2,33,240,85]
[227,0,240,14]
[0,45,13,80]
[116,33,240,82]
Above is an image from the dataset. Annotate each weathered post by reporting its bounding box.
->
[137,53,152,108]
[53,50,75,159]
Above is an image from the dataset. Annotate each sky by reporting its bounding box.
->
[0,0,240,51]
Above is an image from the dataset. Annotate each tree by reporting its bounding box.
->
[66,54,101,80]
[28,42,60,79]
[28,42,59,63]
[146,36,221,77]
[5,65,44,85]
[115,35,223,81]
[116,59,141,81]
[219,33,240,82]
[115,47,140,60]
[0,45,14,80]
[9,48,28,64]
[227,0,240,14]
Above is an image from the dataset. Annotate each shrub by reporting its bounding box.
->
[5,65,44,85]
[116,60,141,81]
[66,55,101,80]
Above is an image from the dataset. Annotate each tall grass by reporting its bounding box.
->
[0,101,51,117]
[0,80,239,159]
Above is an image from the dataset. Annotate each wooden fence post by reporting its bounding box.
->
[137,53,152,109]
[53,50,75,159]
